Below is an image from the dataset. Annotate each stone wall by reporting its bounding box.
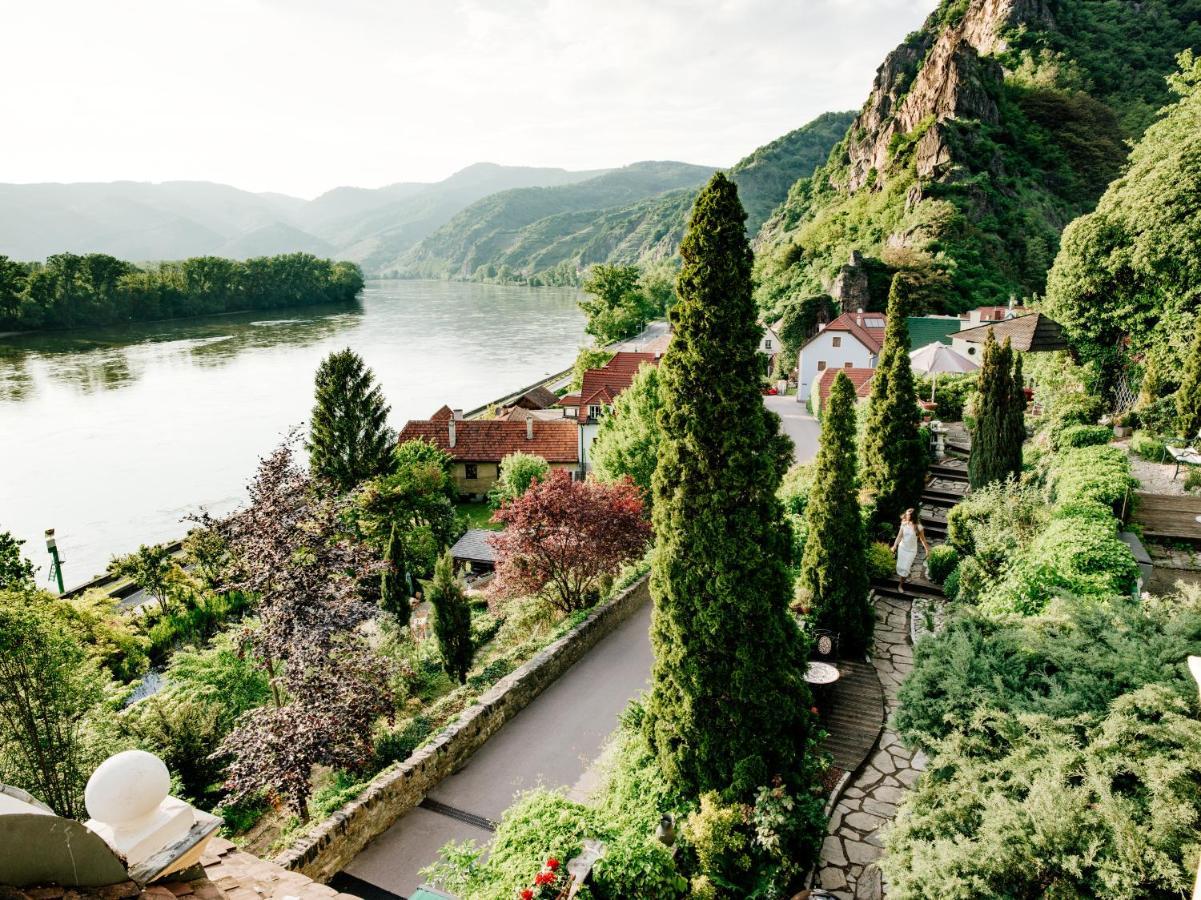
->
[273,575,652,882]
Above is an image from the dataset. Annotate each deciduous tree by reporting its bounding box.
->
[488,451,550,509]
[307,348,393,492]
[860,275,927,529]
[642,172,814,800]
[0,530,35,590]
[491,470,650,613]
[799,372,872,652]
[109,543,182,612]
[579,264,657,344]
[427,551,473,684]
[589,363,661,507]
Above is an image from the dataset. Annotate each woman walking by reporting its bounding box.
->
[892,507,929,594]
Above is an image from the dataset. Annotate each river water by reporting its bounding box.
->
[0,280,586,588]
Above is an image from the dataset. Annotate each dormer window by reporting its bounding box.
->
[588,404,602,419]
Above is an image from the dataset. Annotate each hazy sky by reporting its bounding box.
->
[2,0,932,198]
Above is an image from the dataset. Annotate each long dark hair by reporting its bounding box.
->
[902,507,921,527]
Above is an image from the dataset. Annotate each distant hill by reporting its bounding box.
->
[0,164,607,266]
[394,113,855,284]
[395,161,717,280]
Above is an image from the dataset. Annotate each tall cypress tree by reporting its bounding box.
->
[969,332,1024,488]
[800,372,872,653]
[379,524,410,629]
[428,551,473,684]
[860,275,926,530]
[1177,320,1201,440]
[308,348,392,492]
[643,173,812,799]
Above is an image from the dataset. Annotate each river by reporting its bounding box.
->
[0,280,586,588]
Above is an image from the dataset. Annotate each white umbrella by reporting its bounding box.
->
[909,343,978,401]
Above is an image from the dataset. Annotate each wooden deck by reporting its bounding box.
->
[1132,492,1201,542]
[819,659,886,773]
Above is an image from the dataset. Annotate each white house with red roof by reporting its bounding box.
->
[796,308,886,404]
[557,351,661,472]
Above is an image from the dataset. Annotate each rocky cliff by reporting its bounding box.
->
[755,0,1201,315]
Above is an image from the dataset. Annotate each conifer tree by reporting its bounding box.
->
[379,524,410,629]
[428,551,473,684]
[799,372,872,652]
[643,173,812,799]
[969,332,1025,488]
[860,275,927,529]
[307,348,392,492]
[1177,320,1201,440]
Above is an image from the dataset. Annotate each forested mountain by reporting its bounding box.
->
[1043,51,1201,392]
[393,161,718,280]
[396,113,854,284]
[0,164,604,266]
[753,0,1201,317]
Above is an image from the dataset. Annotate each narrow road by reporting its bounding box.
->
[765,393,821,464]
[340,593,654,898]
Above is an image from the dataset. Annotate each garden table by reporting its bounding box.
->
[804,661,840,686]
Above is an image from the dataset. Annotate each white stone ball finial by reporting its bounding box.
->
[85,750,171,830]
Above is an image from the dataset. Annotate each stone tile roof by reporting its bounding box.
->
[450,528,498,564]
[0,839,360,900]
[397,418,579,463]
[954,311,1067,352]
[817,367,876,404]
[511,386,559,410]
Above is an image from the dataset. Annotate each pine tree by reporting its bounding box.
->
[1177,320,1201,440]
[307,348,393,492]
[643,172,813,799]
[969,332,1025,488]
[428,550,473,684]
[800,372,872,653]
[860,275,927,530]
[379,524,410,628]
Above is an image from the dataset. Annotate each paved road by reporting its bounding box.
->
[765,393,821,464]
[343,594,654,898]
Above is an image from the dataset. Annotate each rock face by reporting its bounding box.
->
[830,251,872,310]
[844,0,1046,192]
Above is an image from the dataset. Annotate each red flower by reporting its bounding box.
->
[521,892,533,900]
[810,706,819,715]
[546,858,560,871]
[535,872,554,885]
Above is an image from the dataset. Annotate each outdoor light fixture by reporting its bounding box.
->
[44,528,64,593]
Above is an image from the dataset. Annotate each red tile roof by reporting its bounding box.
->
[817,367,875,405]
[816,312,887,354]
[398,416,579,463]
[964,305,1028,321]
[430,405,455,423]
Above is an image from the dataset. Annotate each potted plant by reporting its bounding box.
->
[1113,410,1137,438]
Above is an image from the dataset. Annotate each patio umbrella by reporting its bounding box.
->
[909,342,979,402]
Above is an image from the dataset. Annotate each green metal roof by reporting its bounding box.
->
[907,317,961,350]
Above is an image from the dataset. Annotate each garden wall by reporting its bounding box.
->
[273,575,652,882]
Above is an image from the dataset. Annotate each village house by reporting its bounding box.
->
[397,405,579,498]
[558,351,661,471]
[811,366,875,415]
[758,318,783,364]
[795,309,886,404]
[952,310,1068,359]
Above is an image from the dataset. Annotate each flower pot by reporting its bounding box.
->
[1113,425,1132,438]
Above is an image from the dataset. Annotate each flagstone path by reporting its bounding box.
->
[814,596,928,899]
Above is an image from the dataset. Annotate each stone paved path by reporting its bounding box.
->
[815,596,927,899]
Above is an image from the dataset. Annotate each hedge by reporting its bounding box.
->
[1052,423,1112,450]
[1048,445,1136,510]
[1131,430,1167,462]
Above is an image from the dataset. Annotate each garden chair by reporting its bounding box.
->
[1164,428,1201,479]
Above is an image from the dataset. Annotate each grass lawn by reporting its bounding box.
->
[458,500,502,531]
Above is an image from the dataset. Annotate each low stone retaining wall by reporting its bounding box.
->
[273,575,652,882]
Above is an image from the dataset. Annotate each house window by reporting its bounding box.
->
[465,463,478,480]
[967,346,977,356]
[816,361,827,371]
[831,336,842,348]
[564,406,577,418]
[588,404,601,419]
[764,339,772,349]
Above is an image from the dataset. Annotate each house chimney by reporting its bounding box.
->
[453,408,464,420]
[856,306,864,327]
[448,418,457,448]
[526,416,534,440]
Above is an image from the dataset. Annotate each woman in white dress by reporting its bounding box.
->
[891,507,930,594]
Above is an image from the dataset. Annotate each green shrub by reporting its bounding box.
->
[1048,445,1136,510]
[941,565,961,601]
[1186,468,1201,494]
[915,372,976,421]
[866,542,895,580]
[778,463,815,517]
[944,481,1048,573]
[1137,395,1180,436]
[1131,429,1168,461]
[924,545,958,584]
[466,657,513,690]
[1053,423,1112,450]
[373,715,433,768]
[883,685,1201,898]
[1052,498,1116,524]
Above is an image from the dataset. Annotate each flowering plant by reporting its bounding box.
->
[518,857,570,899]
